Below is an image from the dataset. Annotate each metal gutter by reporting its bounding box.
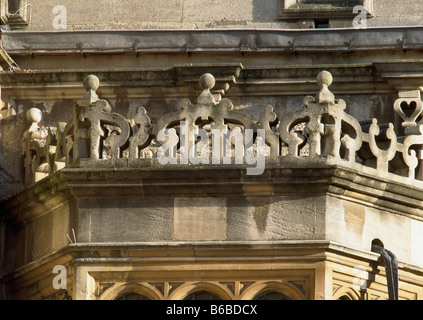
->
[1,26,423,56]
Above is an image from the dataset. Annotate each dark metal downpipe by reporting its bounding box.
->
[371,240,399,300]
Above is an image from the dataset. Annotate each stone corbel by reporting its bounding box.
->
[373,61,423,130]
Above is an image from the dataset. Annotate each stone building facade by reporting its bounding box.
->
[0,0,423,300]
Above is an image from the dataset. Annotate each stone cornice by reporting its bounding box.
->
[0,61,421,104]
[1,28,422,101]
[0,62,402,106]
[4,239,423,292]
[373,60,423,91]
[0,63,243,102]
[3,27,423,55]
[2,160,423,225]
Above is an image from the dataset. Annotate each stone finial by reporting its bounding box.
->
[197,73,216,105]
[25,108,45,137]
[199,73,215,90]
[316,71,335,104]
[80,74,100,105]
[83,74,100,91]
[26,107,42,124]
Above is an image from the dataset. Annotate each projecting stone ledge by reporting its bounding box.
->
[3,27,423,54]
[2,162,423,223]
[2,162,423,279]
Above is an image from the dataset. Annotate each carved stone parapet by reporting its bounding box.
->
[402,125,423,180]
[258,105,279,157]
[153,73,265,166]
[59,75,133,165]
[46,122,67,174]
[128,106,152,159]
[368,119,397,173]
[20,70,423,187]
[22,108,48,186]
[279,71,362,161]
[392,87,423,180]
[394,89,423,129]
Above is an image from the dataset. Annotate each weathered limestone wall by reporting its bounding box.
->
[2,200,74,273]
[70,193,423,268]
[76,195,326,243]
[0,193,325,273]
[17,0,423,31]
[27,0,281,30]
[326,196,423,267]
[373,0,423,26]
[4,189,423,275]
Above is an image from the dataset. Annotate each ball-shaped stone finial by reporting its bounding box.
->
[83,74,100,91]
[316,71,333,87]
[199,73,215,90]
[26,108,42,124]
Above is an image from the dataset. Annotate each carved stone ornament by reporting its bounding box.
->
[21,71,423,186]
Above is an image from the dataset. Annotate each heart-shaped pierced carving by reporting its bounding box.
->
[393,98,423,127]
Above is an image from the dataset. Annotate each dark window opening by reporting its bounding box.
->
[8,0,20,13]
[184,291,222,300]
[314,19,330,28]
[253,291,293,300]
[116,293,151,300]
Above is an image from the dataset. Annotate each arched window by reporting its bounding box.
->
[253,291,292,300]
[184,290,222,300]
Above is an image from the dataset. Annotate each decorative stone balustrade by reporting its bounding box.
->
[21,71,423,186]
